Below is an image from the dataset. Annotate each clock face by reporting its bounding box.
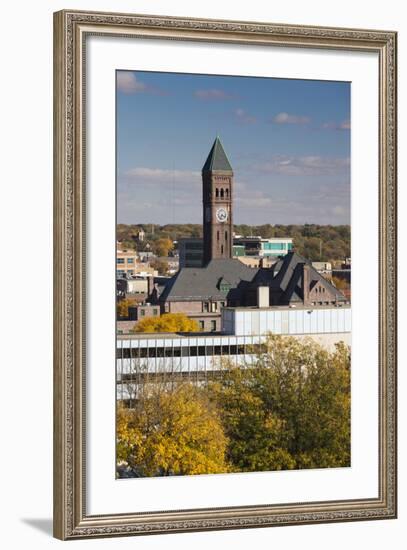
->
[216,207,228,223]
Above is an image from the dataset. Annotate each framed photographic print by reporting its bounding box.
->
[53,9,397,540]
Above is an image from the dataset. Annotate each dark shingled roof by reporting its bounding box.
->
[159,258,255,302]
[269,252,346,303]
[159,252,347,305]
[202,137,233,173]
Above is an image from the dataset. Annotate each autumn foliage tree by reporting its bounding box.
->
[117,334,350,477]
[209,335,350,471]
[117,298,136,319]
[117,223,350,263]
[332,275,350,291]
[150,258,169,276]
[152,237,174,257]
[117,384,229,477]
[134,312,199,333]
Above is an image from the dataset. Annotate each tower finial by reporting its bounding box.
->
[202,136,233,173]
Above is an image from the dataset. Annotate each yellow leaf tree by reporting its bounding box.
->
[134,312,199,333]
[153,237,174,257]
[117,384,230,477]
[117,298,136,319]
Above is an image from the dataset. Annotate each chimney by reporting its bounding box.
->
[257,286,270,308]
[147,275,155,297]
[302,263,311,305]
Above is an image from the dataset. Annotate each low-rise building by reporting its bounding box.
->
[128,303,161,322]
[116,248,138,277]
[116,303,351,401]
[156,252,348,332]
[236,256,277,269]
[312,261,332,276]
[117,277,149,296]
[178,238,203,268]
[178,236,293,268]
[234,236,293,258]
[138,251,155,262]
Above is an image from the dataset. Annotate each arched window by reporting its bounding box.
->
[225,188,229,198]
[217,230,219,241]
[225,231,228,241]
[220,188,224,198]
[215,188,219,198]
[221,245,224,254]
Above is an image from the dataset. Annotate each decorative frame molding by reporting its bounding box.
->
[53,9,397,540]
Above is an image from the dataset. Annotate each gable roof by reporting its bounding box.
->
[159,252,347,305]
[272,252,347,303]
[159,258,256,302]
[202,137,233,173]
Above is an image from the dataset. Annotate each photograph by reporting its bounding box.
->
[115,70,352,479]
[52,8,397,539]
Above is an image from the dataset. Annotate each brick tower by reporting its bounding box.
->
[202,137,233,265]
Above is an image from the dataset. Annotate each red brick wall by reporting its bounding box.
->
[168,301,204,314]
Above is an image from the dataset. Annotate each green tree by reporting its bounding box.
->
[209,370,295,472]
[117,384,229,477]
[117,223,350,264]
[134,312,199,333]
[209,335,350,471]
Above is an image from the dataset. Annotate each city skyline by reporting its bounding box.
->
[117,70,350,226]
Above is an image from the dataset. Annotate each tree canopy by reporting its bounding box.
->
[116,298,136,319]
[117,334,351,477]
[133,312,199,333]
[152,237,174,257]
[117,383,229,477]
[117,223,350,264]
[209,335,350,471]
[150,257,170,276]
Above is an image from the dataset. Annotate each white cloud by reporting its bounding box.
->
[116,72,167,95]
[194,89,234,100]
[124,167,200,184]
[254,155,350,176]
[236,196,273,208]
[272,112,311,125]
[235,185,273,208]
[339,119,351,130]
[331,205,347,216]
[234,108,257,124]
[321,119,351,131]
[117,72,147,94]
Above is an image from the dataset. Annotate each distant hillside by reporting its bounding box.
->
[117,223,350,264]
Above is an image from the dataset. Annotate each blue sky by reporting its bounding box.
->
[117,70,350,225]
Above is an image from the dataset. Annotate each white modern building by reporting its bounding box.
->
[117,304,351,401]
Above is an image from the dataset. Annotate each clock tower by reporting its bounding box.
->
[202,137,233,265]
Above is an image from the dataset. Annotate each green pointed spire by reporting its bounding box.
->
[202,137,233,172]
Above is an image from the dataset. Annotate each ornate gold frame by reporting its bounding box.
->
[53,9,397,540]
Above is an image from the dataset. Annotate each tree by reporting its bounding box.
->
[332,275,349,291]
[209,370,295,472]
[117,223,350,264]
[209,334,350,471]
[150,258,169,276]
[153,237,174,257]
[117,383,229,477]
[117,298,135,319]
[134,312,199,333]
